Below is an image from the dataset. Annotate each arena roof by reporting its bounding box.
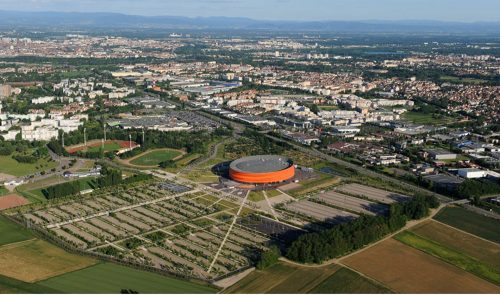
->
[229,155,293,174]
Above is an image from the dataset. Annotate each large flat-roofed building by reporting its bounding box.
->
[457,168,486,179]
[427,149,457,160]
[229,155,295,184]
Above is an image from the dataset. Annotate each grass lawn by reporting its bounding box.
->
[0,186,8,196]
[288,174,340,197]
[434,206,500,243]
[318,105,338,111]
[38,263,217,294]
[395,231,500,285]
[402,111,455,125]
[0,215,33,246]
[266,190,282,198]
[0,239,97,283]
[0,154,57,177]
[130,149,184,166]
[248,191,265,202]
[175,153,202,166]
[310,267,392,293]
[19,176,97,203]
[440,75,487,85]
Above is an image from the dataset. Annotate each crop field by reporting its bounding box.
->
[309,267,391,294]
[0,239,96,282]
[0,274,59,294]
[223,262,390,294]
[342,238,500,293]
[434,206,500,243]
[395,231,500,285]
[223,262,340,293]
[336,183,410,204]
[38,263,217,294]
[410,220,500,269]
[129,149,184,166]
[12,178,271,280]
[0,215,33,246]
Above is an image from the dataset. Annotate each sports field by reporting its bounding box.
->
[0,239,97,282]
[434,206,500,243]
[66,140,138,154]
[410,220,500,269]
[342,238,500,293]
[129,149,184,166]
[395,231,500,285]
[38,263,218,294]
[87,142,121,153]
[0,215,33,246]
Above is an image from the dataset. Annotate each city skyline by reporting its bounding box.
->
[0,0,499,22]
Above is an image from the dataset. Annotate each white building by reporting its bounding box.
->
[457,168,486,179]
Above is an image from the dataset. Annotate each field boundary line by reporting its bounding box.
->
[335,262,397,294]
[430,219,500,246]
[0,237,37,250]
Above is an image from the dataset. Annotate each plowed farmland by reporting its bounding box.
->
[342,238,500,293]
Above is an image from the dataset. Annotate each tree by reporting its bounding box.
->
[256,245,280,270]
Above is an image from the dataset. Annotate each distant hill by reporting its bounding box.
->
[0,10,500,33]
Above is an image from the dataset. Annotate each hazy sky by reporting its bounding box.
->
[0,0,499,22]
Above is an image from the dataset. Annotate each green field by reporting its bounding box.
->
[440,75,487,85]
[0,274,59,294]
[402,111,455,125]
[87,142,121,153]
[411,221,500,269]
[0,186,8,196]
[130,149,184,166]
[395,231,500,285]
[310,267,392,294]
[223,262,390,294]
[0,154,57,177]
[434,206,500,243]
[38,263,217,294]
[19,176,97,203]
[0,215,33,246]
[248,191,265,202]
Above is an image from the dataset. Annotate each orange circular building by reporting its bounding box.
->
[229,155,295,184]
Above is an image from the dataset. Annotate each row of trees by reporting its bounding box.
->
[285,194,439,264]
[43,180,81,199]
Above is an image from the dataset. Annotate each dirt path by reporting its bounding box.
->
[279,204,445,268]
[208,190,249,273]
